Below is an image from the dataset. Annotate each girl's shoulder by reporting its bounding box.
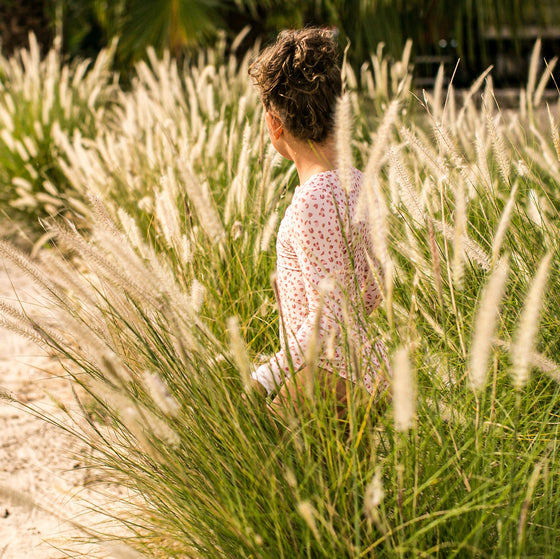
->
[297,167,362,200]
[290,168,363,219]
[300,167,361,191]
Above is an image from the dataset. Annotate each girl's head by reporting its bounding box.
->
[249,27,341,143]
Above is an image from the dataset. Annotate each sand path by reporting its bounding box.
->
[0,259,118,558]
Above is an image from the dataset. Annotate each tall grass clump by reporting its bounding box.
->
[1,39,560,557]
[0,34,117,235]
[51,36,298,349]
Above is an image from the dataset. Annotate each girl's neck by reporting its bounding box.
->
[287,136,337,186]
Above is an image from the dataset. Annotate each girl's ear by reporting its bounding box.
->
[265,110,283,140]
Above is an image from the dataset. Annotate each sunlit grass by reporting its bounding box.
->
[0,36,559,557]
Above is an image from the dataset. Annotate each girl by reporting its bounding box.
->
[249,27,389,417]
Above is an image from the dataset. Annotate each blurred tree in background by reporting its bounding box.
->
[247,0,560,86]
[1,0,559,85]
[0,0,52,53]
[45,0,227,65]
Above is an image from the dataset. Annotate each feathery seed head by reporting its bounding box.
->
[392,346,416,431]
[143,372,180,416]
[100,543,147,559]
[483,94,511,184]
[260,212,279,253]
[335,93,354,194]
[390,147,425,223]
[526,189,545,228]
[547,104,560,162]
[364,469,385,522]
[511,252,553,389]
[453,182,467,289]
[155,189,182,249]
[468,257,509,392]
[137,196,153,213]
[190,279,205,313]
[492,182,518,264]
[297,501,320,541]
[227,316,253,392]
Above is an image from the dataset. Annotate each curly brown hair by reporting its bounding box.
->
[249,27,342,143]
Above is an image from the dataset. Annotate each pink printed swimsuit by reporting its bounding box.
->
[252,168,388,394]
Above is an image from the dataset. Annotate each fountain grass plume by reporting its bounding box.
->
[335,93,354,194]
[511,252,553,389]
[491,182,519,264]
[392,346,415,432]
[483,93,511,185]
[468,257,509,392]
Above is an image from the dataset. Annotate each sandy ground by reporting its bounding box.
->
[0,259,122,558]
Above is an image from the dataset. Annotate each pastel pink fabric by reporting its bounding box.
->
[252,168,388,394]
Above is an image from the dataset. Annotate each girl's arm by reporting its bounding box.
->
[252,185,349,394]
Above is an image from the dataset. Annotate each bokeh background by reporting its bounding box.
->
[3,0,560,87]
